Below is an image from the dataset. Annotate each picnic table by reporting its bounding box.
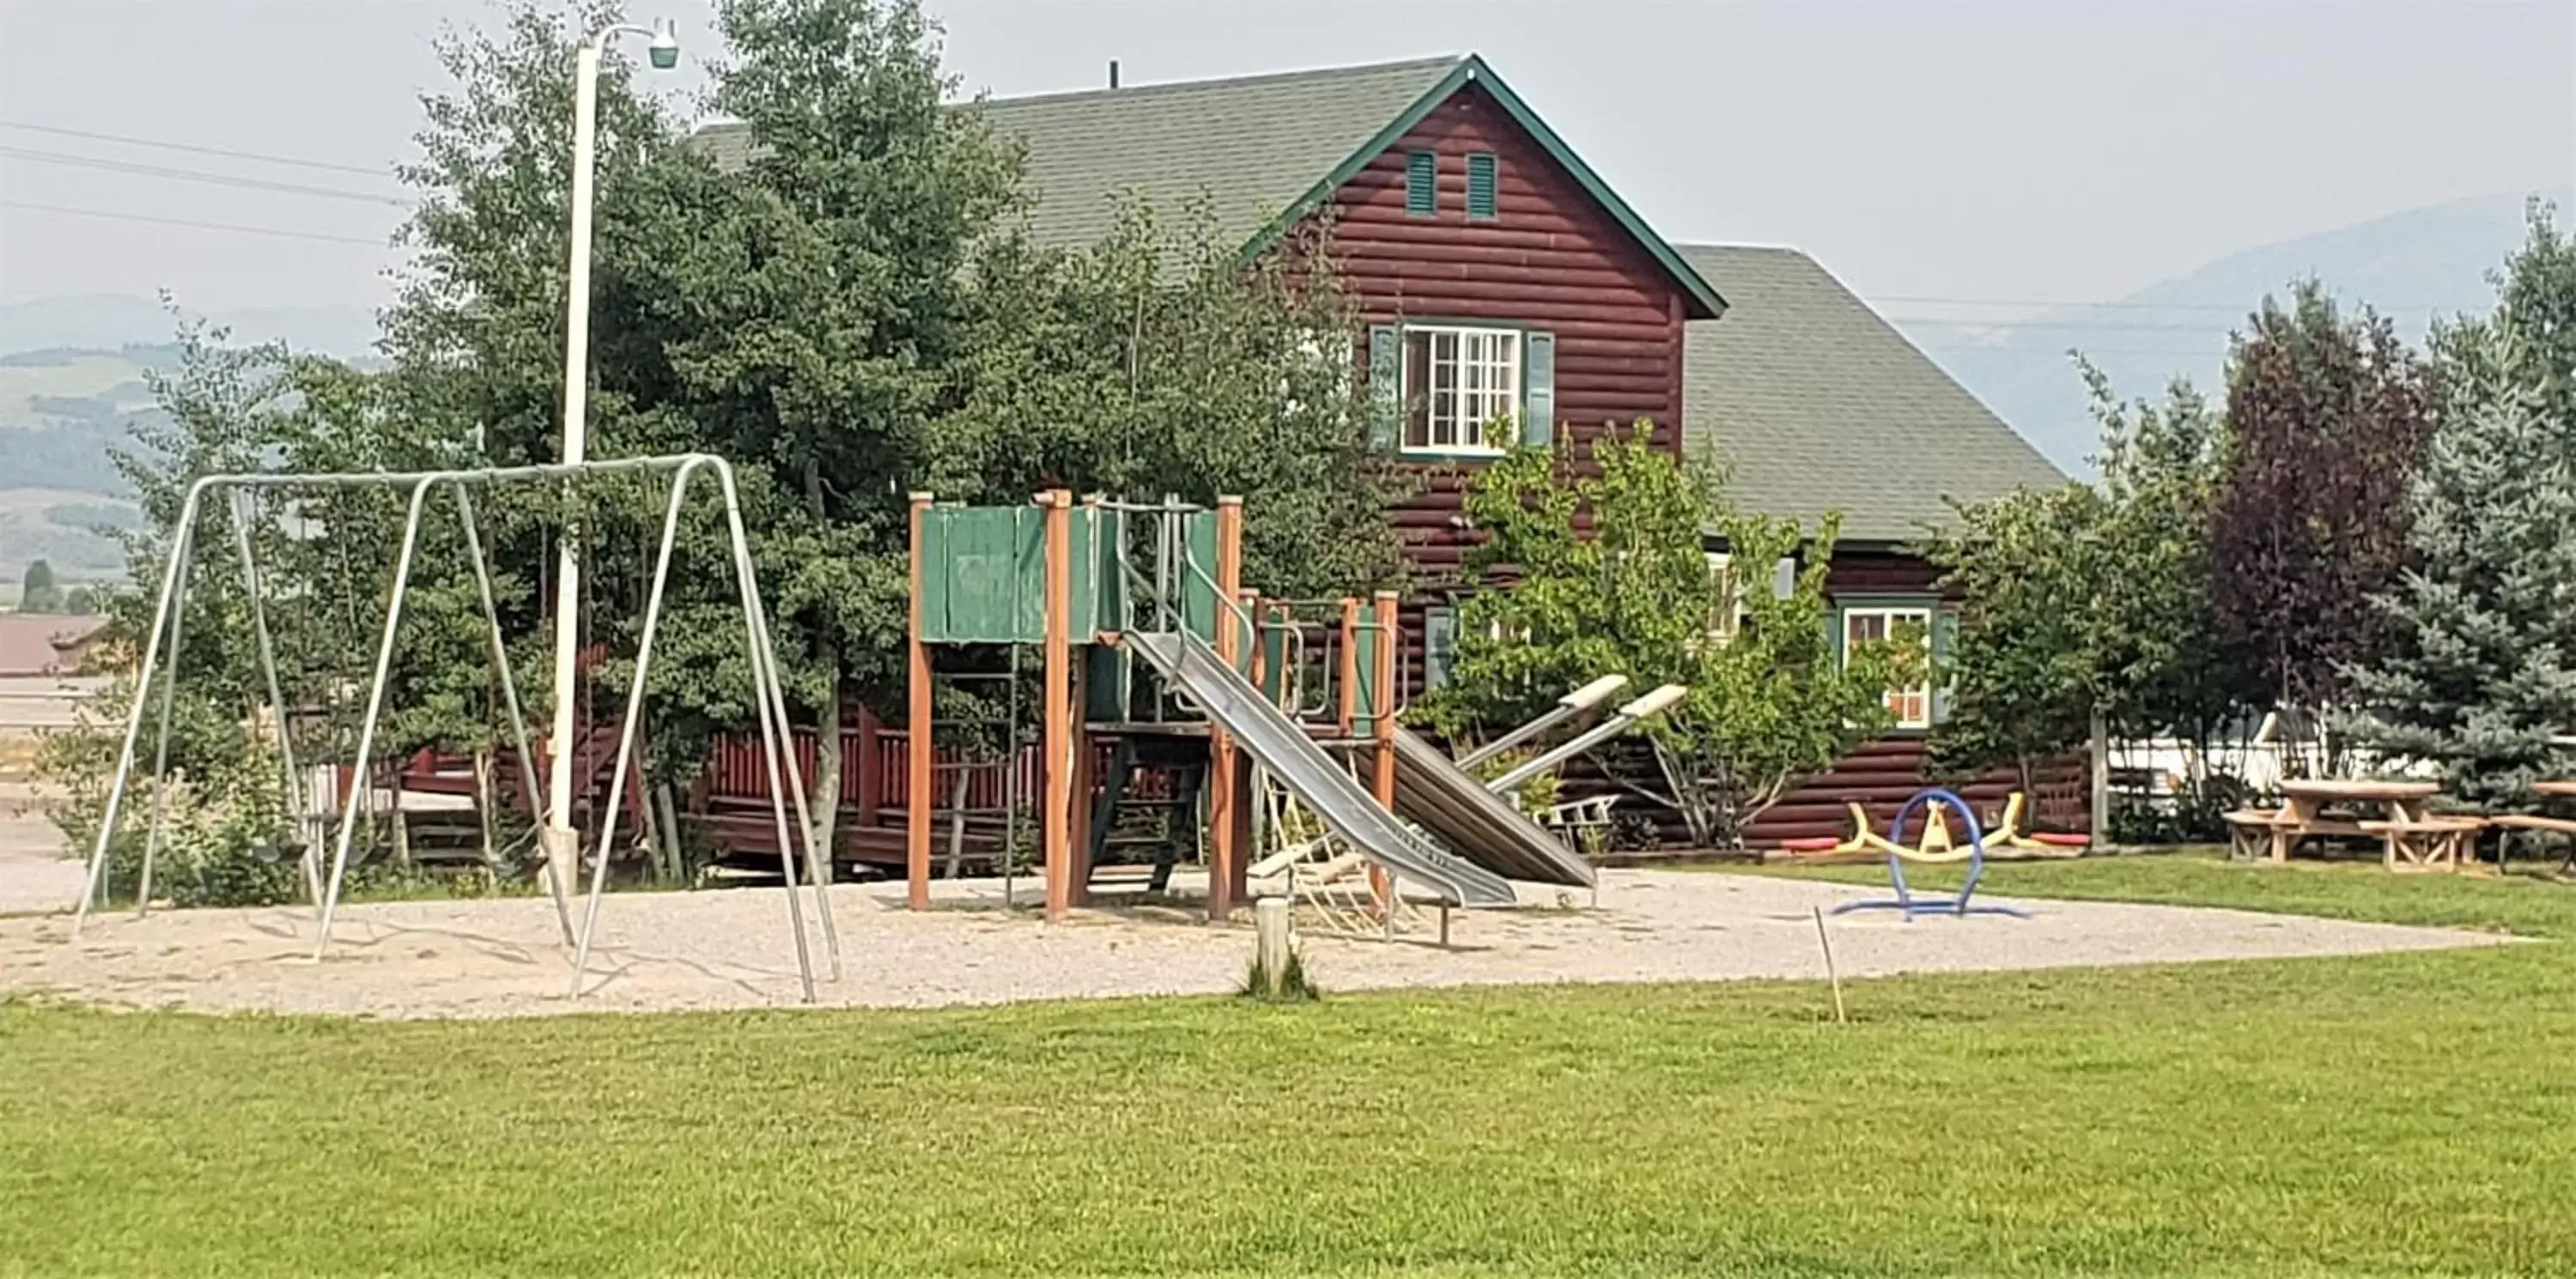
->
[2493,779,2576,873]
[2229,779,2468,871]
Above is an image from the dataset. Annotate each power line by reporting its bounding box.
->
[1917,343,2225,359]
[1874,294,2245,313]
[2,200,389,247]
[1886,315,2238,336]
[1874,293,2458,316]
[0,146,412,208]
[0,119,396,179]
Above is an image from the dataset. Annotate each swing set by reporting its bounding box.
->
[67,453,843,1002]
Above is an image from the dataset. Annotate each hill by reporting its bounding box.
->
[0,295,380,361]
[1905,190,2571,476]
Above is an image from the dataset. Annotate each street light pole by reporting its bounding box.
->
[546,18,680,893]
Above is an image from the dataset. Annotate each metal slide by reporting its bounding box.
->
[1388,728,1596,888]
[1124,629,1517,908]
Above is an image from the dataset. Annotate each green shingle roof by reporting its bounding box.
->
[697,57,1461,252]
[1677,244,2067,543]
[978,57,1466,252]
[696,55,1724,316]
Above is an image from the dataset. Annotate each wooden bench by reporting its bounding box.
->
[2489,812,2576,873]
[2222,808,2289,863]
[2358,815,2482,873]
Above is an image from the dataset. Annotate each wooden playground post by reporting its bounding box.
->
[1066,657,1094,908]
[1042,489,1074,921]
[1370,590,1399,916]
[1336,597,1359,736]
[1208,496,1245,922]
[906,493,933,912]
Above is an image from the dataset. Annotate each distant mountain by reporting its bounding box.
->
[1904,190,2571,477]
[0,294,380,359]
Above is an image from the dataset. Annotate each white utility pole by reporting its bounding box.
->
[546,17,680,890]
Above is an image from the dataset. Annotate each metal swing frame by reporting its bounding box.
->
[68,452,843,1003]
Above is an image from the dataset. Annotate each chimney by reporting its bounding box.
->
[1108,59,1120,89]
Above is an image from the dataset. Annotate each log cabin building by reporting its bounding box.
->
[701,54,2075,851]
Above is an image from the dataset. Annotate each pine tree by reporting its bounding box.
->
[2344,327,2576,809]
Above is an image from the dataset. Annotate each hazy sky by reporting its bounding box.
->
[1,0,2567,318]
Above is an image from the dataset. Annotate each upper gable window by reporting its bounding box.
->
[1466,152,1498,221]
[1405,151,1437,216]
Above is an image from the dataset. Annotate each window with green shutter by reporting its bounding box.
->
[1424,605,1458,688]
[1405,151,1437,216]
[1466,152,1498,221]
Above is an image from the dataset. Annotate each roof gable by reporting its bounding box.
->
[1677,244,2067,543]
[696,55,1722,316]
[975,57,1461,255]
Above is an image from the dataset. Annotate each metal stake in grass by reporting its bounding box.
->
[1812,905,1846,1024]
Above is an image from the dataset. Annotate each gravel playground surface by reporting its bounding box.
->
[0,865,2509,1019]
[0,803,83,918]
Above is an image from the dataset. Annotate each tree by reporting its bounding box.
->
[1930,363,2265,840]
[947,199,1406,597]
[1923,482,2108,795]
[2342,327,2576,809]
[2344,207,2576,809]
[19,561,62,614]
[382,0,1405,875]
[2209,282,2433,758]
[1420,427,1908,848]
[2484,200,2576,423]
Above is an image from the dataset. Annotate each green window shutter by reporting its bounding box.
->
[1466,152,1498,220]
[1405,151,1437,216]
[1424,605,1458,689]
[1368,324,1401,450]
[1521,330,1556,448]
[1931,607,1957,724]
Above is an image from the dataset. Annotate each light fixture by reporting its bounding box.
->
[647,18,680,70]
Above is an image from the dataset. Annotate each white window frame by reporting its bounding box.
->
[1704,552,1743,645]
[1703,552,1796,646]
[1842,605,1934,730]
[1400,324,1522,455]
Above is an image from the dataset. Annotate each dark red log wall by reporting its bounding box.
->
[1322,81,1691,587]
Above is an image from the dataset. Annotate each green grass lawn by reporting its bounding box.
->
[5,853,2575,1277]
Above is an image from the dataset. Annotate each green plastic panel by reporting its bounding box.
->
[1179,510,1220,644]
[919,503,1120,646]
[1351,612,1387,735]
[1256,612,1291,706]
[1084,643,1132,721]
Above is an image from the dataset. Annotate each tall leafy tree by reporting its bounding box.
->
[1924,482,2107,796]
[380,0,719,868]
[1421,427,1906,848]
[19,561,62,614]
[2209,282,2433,756]
[1931,364,2264,838]
[647,0,1024,865]
[947,201,1406,597]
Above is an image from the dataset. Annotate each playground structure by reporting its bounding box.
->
[66,455,842,1002]
[1829,787,2029,922]
[905,490,1607,926]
